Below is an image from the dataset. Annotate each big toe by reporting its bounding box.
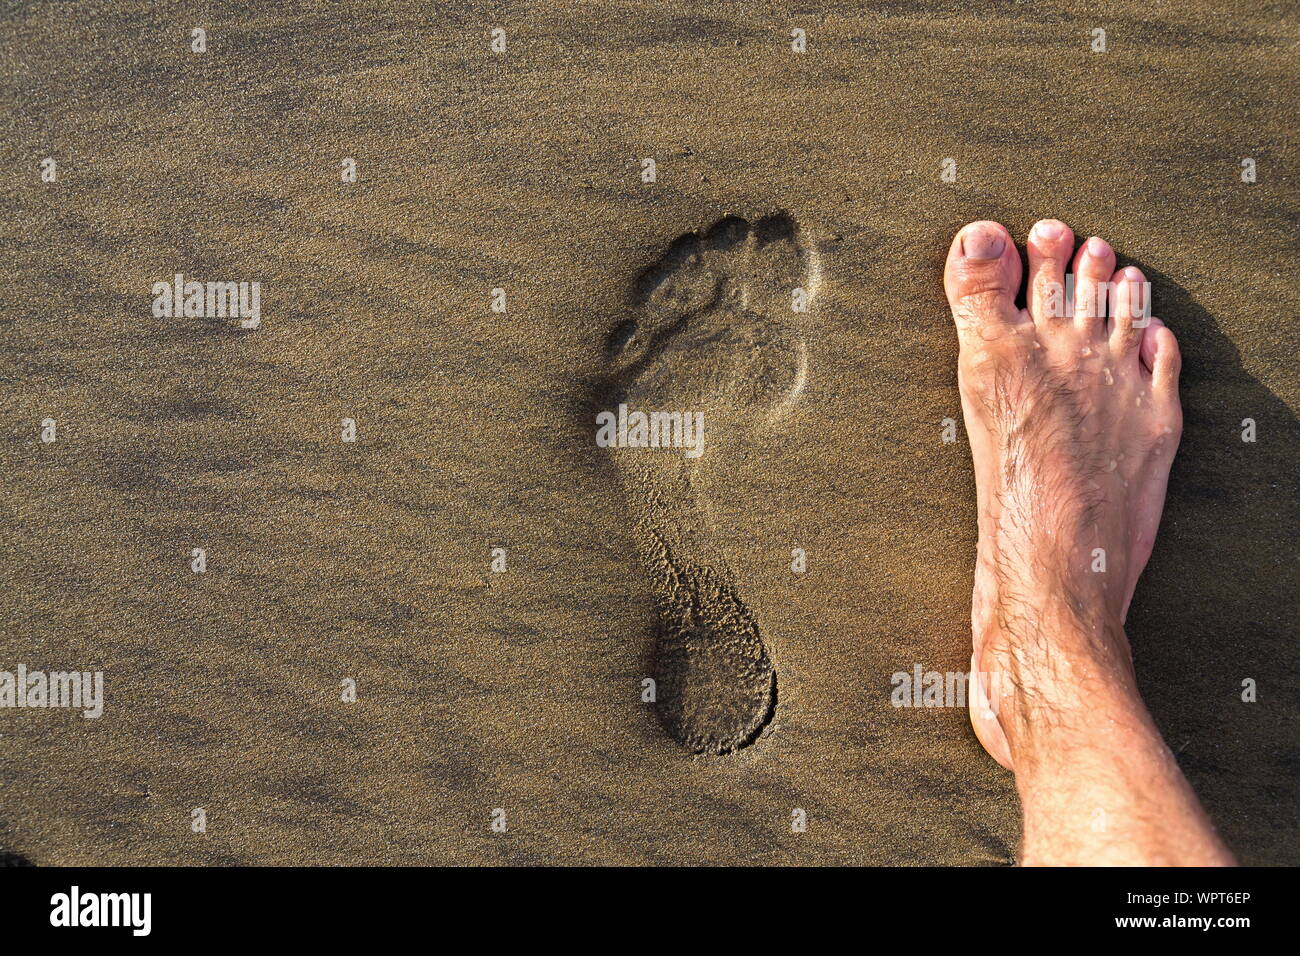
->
[944,221,1025,339]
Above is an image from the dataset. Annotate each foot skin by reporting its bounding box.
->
[943,219,1182,770]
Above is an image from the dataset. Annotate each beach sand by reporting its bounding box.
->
[1,0,1296,864]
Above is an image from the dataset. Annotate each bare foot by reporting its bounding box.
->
[943,220,1182,770]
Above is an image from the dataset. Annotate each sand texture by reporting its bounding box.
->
[1,0,1296,864]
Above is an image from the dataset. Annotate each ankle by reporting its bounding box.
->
[977,605,1142,766]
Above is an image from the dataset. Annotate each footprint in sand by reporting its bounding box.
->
[600,213,817,755]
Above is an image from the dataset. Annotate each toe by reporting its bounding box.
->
[1141,319,1181,394]
[1071,236,1116,333]
[1110,266,1151,355]
[748,213,812,316]
[638,233,715,315]
[1027,219,1075,324]
[944,221,1025,337]
[1138,315,1163,372]
[703,215,751,252]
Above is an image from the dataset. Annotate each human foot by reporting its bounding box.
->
[601,213,815,755]
[944,219,1183,770]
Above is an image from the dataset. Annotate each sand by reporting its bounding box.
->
[1,0,1296,865]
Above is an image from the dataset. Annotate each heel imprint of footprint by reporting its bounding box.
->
[601,213,816,755]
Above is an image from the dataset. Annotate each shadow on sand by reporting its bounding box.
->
[1121,259,1298,863]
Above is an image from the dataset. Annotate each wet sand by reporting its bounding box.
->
[1,1,1296,864]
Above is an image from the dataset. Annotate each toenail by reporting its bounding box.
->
[1085,237,1112,258]
[1033,221,1066,240]
[962,227,1005,260]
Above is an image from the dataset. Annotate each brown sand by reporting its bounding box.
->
[1,1,1296,865]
